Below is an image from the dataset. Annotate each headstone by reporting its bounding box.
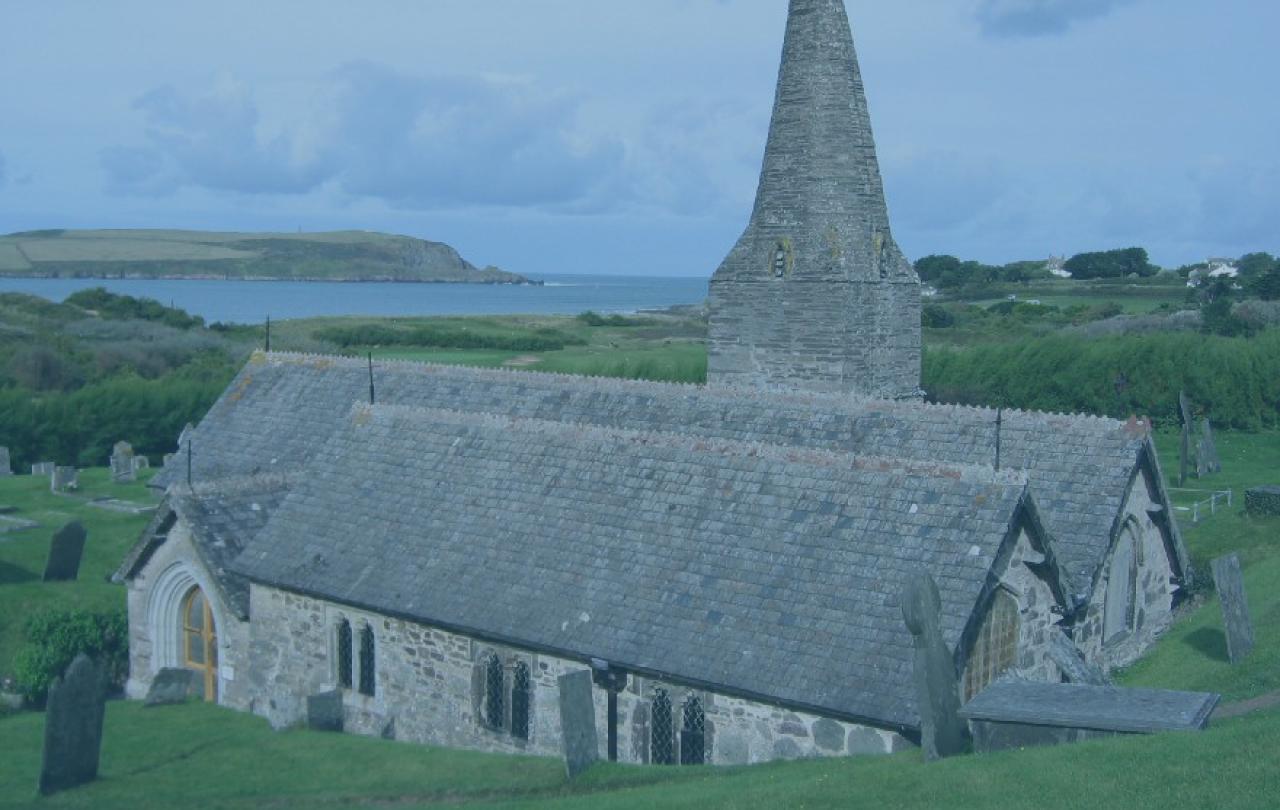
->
[1245,485,1280,518]
[306,689,344,732]
[1197,419,1222,475]
[51,467,78,493]
[144,668,201,707]
[1210,554,1254,664]
[958,681,1218,754]
[42,522,87,582]
[0,446,11,476]
[110,442,136,483]
[1178,391,1193,485]
[1048,631,1109,686]
[131,456,150,473]
[31,461,55,477]
[38,654,107,796]
[557,670,599,779]
[901,573,967,761]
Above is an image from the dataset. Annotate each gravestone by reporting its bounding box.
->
[557,670,599,779]
[0,446,11,476]
[144,668,201,707]
[1210,554,1254,664]
[1245,485,1280,518]
[38,653,107,796]
[1178,391,1193,485]
[42,522,87,582]
[1196,419,1222,476]
[51,467,78,493]
[959,681,1218,754]
[131,456,150,473]
[1048,631,1109,686]
[307,689,344,732]
[110,442,136,483]
[31,461,55,477]
[901,573,967,761]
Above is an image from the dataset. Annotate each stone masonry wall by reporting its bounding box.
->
[1074,464,1178,671]
[125,518,251,707]
[994,527,1066,684]
[245,583,911,764]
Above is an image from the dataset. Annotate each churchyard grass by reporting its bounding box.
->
[0,469,159,680]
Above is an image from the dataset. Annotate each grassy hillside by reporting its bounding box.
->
[0,229,530,284]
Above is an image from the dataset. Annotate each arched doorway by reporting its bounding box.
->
[181,586,218,701]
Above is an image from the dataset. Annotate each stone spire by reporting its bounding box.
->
[707,0,921,399]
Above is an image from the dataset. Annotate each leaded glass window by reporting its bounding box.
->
[483,654,505,730]
[358,625,376,697]
[680,696,705,765]
[510,661,531,740]
[962,589,1019,701]
[1105,528,1139,643]
[651,688,674,765]
[337,619,353,690]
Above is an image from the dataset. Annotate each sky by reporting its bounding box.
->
[0,0,1276,277]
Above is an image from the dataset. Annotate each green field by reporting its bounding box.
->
[1,428,1276,808]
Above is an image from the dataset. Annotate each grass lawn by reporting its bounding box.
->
[0,469,159,680]
[0,419,1275,807]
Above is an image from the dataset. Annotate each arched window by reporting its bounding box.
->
[680,696,706,765]
[650,688,674,765]
[962,589,1019,701]
[1105,528,1139,643]
[336,619,353,690]
[358,625,376,697]
[181,586,218,702]
[773,242,788,278]
[483,653,505,730]
[510,661,531,740]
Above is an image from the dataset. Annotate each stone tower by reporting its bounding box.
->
[707,0,921,398]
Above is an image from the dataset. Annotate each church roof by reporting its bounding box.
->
[159,351,1156,591]
[117,475,290,619]
[233,404,1046,730]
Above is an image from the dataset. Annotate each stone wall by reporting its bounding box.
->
[999,528,1065,683]
[1073,463,1178,671]
[124,518,250,707]
[244,583,911,764]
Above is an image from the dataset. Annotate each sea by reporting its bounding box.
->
[0,274,709,324]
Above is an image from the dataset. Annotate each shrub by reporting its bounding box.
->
[12,609,129,705]
[922,305,956,329]
[576,311,656,328]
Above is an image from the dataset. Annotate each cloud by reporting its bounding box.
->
[975,0,1138,37]
[101,62,631,212]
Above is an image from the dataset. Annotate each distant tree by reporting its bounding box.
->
[1236,252,1276,280]
[1063,247,1157,280]
[914,255,962,284]
[921,305,956,328]
[7,345,82,391]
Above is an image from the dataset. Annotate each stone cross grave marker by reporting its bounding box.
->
[557,670,599,779]
[307,689,345,732]
[110,442,136,483]
[31,461,55,477]
[42,522,87,582]
[51,467,78,493]
[1178,391,1193,485]
[1210,554,1254,664]
[38,653,107,796]
[1196,419,1222,477]
[901,573,968,761]
[144,668,201,707]
[0,446,11,476]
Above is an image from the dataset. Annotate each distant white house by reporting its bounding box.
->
[1188,259,1240,288]
[1047,256,1072,279]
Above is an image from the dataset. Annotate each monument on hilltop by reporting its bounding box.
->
[708,0,922,399]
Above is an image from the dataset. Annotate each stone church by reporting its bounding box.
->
[116,0,1190,766]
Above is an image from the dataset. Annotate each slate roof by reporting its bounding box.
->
[117,475,290,619]
[157,352,1163,590]
[234,404,1044,730]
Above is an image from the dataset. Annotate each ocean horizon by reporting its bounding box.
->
[0,273,710,324]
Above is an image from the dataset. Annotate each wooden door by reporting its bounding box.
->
[182,586,219,701]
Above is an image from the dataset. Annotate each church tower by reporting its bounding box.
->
[707,0,921,399]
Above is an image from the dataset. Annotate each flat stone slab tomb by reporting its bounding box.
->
[959,681,1219,754]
